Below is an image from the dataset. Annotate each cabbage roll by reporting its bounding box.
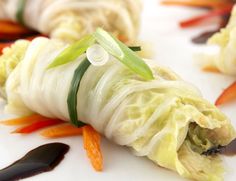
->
[202,5,236,75]
[0,31,235,181]
[0,0,141,42]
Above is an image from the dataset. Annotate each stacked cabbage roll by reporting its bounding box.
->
[0,0,141,42]
[202,5,236,75]
[0,33,235,181]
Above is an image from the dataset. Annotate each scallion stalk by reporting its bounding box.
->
[67,58,90,127]
[16,0,26,25]
[47,35,95,69]
[93,28,154,80]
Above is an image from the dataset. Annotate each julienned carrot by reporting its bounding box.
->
[180,6,233,28]
[161,0,228,8]
[83,125,103,171]
[202,66,220,73]
[40,123,83,138]
[0,20,32,35]
[118,34,129,43]
[0,20,38,41]
[0,114,51,126]
[12,119,64,134]
[162,0,231,7]
[215,81,236,106]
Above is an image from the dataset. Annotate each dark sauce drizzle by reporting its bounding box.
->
[202,138,236,156]
[0,143,69,181]
[192,15,231,44]
[192,30,218,44]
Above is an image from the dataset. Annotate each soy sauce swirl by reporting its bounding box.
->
[220,138,236,156]
[0,143,69,181]
[202,139,236,156]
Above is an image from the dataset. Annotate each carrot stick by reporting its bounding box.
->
[0,21,38,41]
[0,114,51,126]
[40,123,83,138]
[180,6,233,28]
[215,81,236,106]
[118,34,129,43]
[83,125,103,171]
[161,0,230,8]
[12,119,64,134]
[202,66,220,73]
[0,20,32,35]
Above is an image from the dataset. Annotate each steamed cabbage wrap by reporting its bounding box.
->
[0,0,141,42]
[0,34,235,181]
[201,5,236,75]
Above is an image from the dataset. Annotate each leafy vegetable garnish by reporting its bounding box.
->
[67,58,90,127]
[47,35,95,69]
[94,28,154,80]
[16,0,26,25]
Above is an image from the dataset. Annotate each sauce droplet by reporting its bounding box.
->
[220,138,236,156]
[0,143,69,181]
[192,30,218,44]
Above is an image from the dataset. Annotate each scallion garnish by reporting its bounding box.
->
[47,35,95,69]
[67,58,90,127]
[129,46,141,52]
[93,28,154,80]
[48,28,154,126]
[48,29,151,80]
[86,44,109,66]
[16,0,26,25]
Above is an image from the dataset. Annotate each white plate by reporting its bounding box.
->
[0,0,236,180]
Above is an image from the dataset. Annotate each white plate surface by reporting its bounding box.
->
[0,0,236,180]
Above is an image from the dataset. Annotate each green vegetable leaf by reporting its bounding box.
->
[93,28,154,80]
[16,0,26,25]
[67,58,90,127]
[47,34,95,69]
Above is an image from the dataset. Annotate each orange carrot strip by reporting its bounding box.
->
[83,125,103,171]
[118,34,129,43]
[202,66,220,73]
[12,119,64,134]
[0,20,32,35]
[0,114,51,126]
[40,123,83,138]
[215,81,236,106]
[0,21,38,41]
[161,0,229,8]
[180,6,233,28]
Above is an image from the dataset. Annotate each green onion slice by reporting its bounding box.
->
[47,34,95,69]
[129,46,141,52]
[16,0,26,25]
[67,58,90,127]
[93,28,154,80]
